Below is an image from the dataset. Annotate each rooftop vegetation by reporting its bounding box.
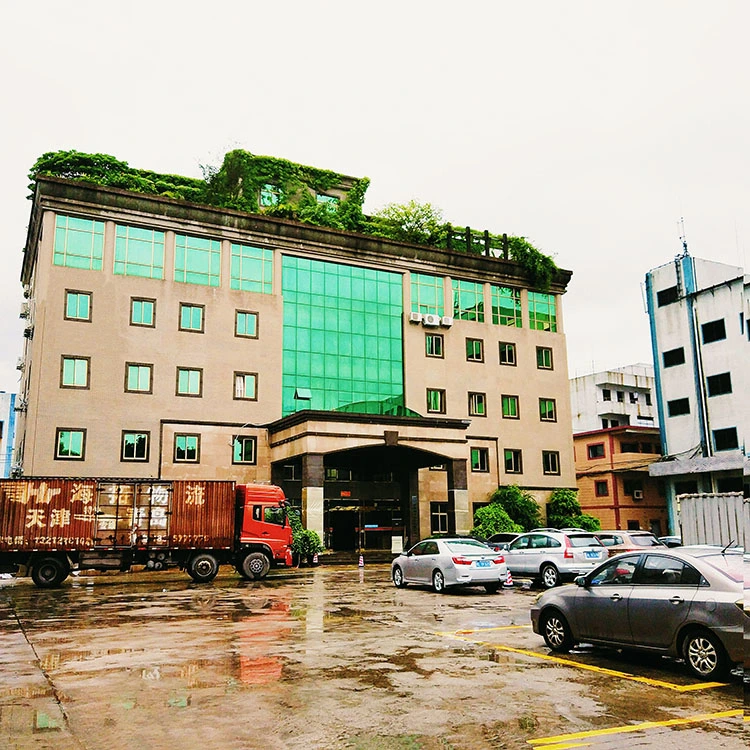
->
[29,149,558,288]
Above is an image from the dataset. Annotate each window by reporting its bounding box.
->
[452,279,484,322]
[65,290,92,322]
[542,450,560,475]
[259,183,280,207]
[230,244,273,294]
[235,310,259,338]
[316,193,339,209]
[629,392,638,403]
[53,215,104,270]
[701,319,726,344]
[713,427,738,452]
[114,224,165,278]
[130,298,155,327]
[425,333,444,358]
[466,338,484,362]
[645,392,652,406]
[662,347,685,367]
[55,428,86,460]
[706,372,732,397]
[471,447,490,472]
[595,481,609,497]
[122,431,149,462]
[502,394,519,419]
[60,356,89,389]
[528,292,557,332]
[233,435,257,464]
[667,398,690,417]
[179,304,204,332]
[602,388,611,401]
[587,443,605,459]
[620,442,638,453]
[234,372,258,400]
[468,392,486,417]
[539,398,557,422]
[499,342,516,366]
[430,502,449,534]
[174,434,200,463]
[617,391,625,403]
[623,479,643,496]
[656,286,679,306]
[125,363,153,393]
[176,368,202,397]
[426,388,446,414]
[491,286,521,327]
[174,234,221,287]
[536,347,553,370]
[636,555,701,586]
[411,273,445,316]
[504,449,522,474]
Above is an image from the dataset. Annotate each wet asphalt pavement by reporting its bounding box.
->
[0,564,744,749]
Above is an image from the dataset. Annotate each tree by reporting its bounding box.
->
[371,200,444,245]
[489,485,542,531]
[546,488,601,531]
[471,503,522,540]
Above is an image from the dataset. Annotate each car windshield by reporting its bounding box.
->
[632,535,661,546]
[445,540,491,553]
[568,535,602,547]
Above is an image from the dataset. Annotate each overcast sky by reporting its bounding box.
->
[1,1,747,395]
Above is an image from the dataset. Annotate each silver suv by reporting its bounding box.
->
[503,530,606,588]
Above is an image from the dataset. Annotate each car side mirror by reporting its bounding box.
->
[574,575,587,587]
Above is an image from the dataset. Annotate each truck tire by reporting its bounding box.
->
[31,557,70,588]
[240,552,271,580]
[187,553,219,583]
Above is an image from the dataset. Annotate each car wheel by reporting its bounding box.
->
[484,583,500,594]
[31,557,70,588]
[240,552,271,580]
[540,563,559,588]
[541,609,574,652]
[392,566,407,588]
[432,569,446,594]
[683,629,728,680]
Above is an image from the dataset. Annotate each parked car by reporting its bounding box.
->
[595,530,665,557]
[503,530,606,588]
[486,532,519,550]
[530,547,744,680]
[391,537,507,594]
[658,535,683,548]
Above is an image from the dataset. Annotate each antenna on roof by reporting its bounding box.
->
[678,217,689,256]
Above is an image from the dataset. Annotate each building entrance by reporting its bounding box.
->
[324,493,404,552]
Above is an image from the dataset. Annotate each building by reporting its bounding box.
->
[644,252,748,533]
[0,392,17,478]
[14,154,576,551]
[573,425,667,534]
[569,364,658,433]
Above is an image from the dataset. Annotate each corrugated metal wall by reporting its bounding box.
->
[170,481,236,549]
[678,492,747,549]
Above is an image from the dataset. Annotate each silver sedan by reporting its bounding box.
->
[392,537,508,594]
[530,546,744,680]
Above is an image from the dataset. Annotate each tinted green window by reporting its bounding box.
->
[231,244,273,294]
[65,292,91,321]
[259,184,280,207]
[122,432,149,461]
[282,257,405,416]
[452,279,484,322]
[56,429,85,459]
[131,299,155,326]
[114,225,165,278]
[177,368,201,396]
[236,311,258,337]
[234,373,257,400]
[175,434,199,462]
[491,286,521,327]
[54,215,104,270]
[233,436,257,463]
[180,304,203,331]
[537,347,553,369]
[174,234,221,287]
[502,395,519,418]
[411,273,444,316]
[61,357,88,387]
[127,364,152,392]
[528,292,557,332]
[539,398,557,421]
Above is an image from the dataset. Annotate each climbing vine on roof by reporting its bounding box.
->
[29,149,558,288]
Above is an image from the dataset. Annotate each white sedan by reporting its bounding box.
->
[391,537,507,594]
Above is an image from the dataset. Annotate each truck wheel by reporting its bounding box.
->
[188,553,219,583]
[31,557,70,588]
[241,552,271,580]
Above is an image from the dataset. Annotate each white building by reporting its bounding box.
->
[569,364,658,433]
[645,253,748,532]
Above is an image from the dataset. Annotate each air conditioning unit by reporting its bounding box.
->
[19,303,30,319]
[23,284,31,299]
[633,489,644,500]
[16,357,24,370]
[422,313,441,327]
[23,325,34,339]
[14,398,27,412]
[408,311,422,323]
[440,316,454,327]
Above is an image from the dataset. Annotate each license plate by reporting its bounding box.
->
[475,560,491,568]
[585,551,599,559]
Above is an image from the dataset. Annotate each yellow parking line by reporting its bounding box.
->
[528,709,742,746]
[452,625,529,634]
[439,633,727,691]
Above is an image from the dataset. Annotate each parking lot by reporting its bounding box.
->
[0,564,744,749]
